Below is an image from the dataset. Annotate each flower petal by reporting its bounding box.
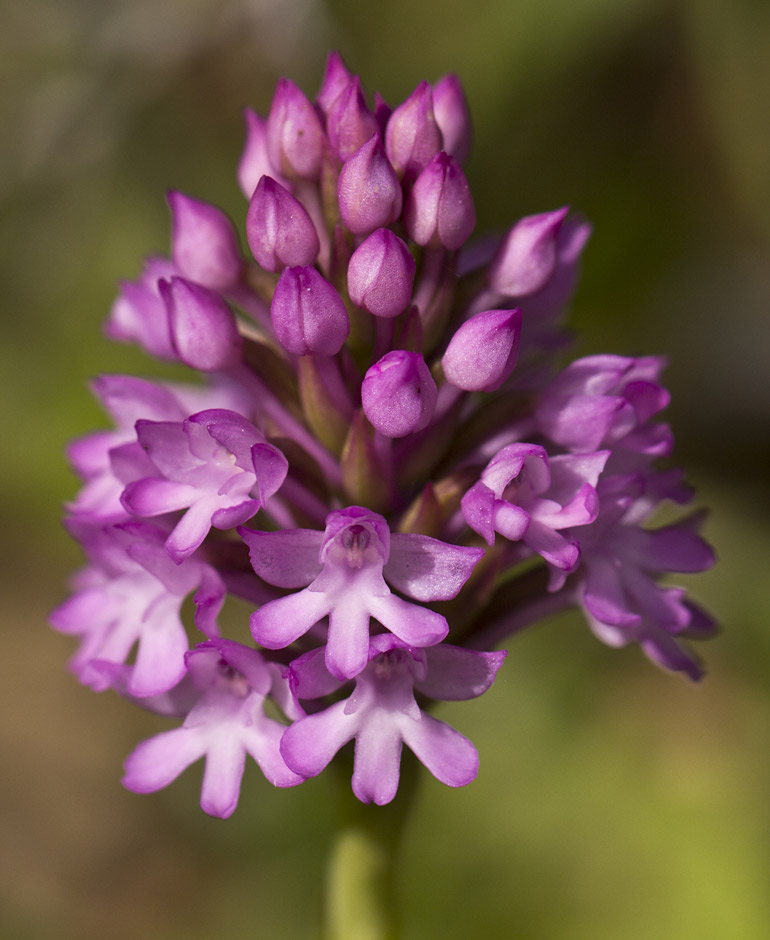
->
[242,719,304,787]
[200,734,247,819]
[367,593,448,647]
[399,713,478,787]
[352,718,404,805]
[121,478,197,517]
[239,527,323,587]
[385,534,483,601]
[280,701,358,777]
[128,597,189,697]
[418,646,506,700]
[250,588,332,648]
[123,727,206,793]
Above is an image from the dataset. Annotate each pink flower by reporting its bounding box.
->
[123,640,303,818]
[281,636,505,805]
[242,506,482,679]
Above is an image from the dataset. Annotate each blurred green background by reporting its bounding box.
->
[2,0,769,937]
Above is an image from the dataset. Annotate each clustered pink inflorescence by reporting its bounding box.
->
[52,53,715,816]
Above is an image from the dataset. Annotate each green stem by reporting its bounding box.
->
[323,752,419,940]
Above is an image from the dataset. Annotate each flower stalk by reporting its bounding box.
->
[324,753,419,940]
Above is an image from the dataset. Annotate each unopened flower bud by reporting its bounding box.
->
[105,257,177,359]
[160,277,242,371]
[361,350,438,438]
[167,191,242,290]
[326,76,379,161]
[337,135,402,235]
[385,81,443,181]
[489,207,570,297]
[267,78,324,180]
[238,108,290,199]
[432,74,472,164]
[522,215,592,319]
[246,176,320,272]
[347,229,415,318]
[442,307,521,391]
[316,51,353,115]
[404,151,475,250]
[271,266,349,356]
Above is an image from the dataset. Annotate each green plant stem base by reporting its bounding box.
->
[323,750,420,940]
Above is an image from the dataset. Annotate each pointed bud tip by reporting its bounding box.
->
[270,266,349,356]
[489,206,571,297]
[338,134,402,235]
[246,175,320,272]
[404,151,475,250]
[167,190,242,290]
[347,229,415,318]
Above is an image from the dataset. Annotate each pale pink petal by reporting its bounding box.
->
[239,527,323,587]
[242,720,304,787]
[399,713,478,787]
[280,701,358,777]
[367,593,448,647]
[419,647,506,700]
[251,588,332,648]
[123,728,207,792]
[352,718,403,805]
[200,735,247,819]
[385,534,483,601]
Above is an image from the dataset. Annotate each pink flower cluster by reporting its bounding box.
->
[52,53,715,816]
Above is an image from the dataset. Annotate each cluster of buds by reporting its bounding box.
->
[51,54,715,816]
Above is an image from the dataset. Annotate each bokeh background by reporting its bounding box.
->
[2,0,769,937]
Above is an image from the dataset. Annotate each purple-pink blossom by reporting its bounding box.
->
[281,636,505,804]
[122,640,303,818]
[52,55,716,817]
[242,506,482,680]
[50,521,224,696]
[462,443,608,581]
[121,409,288,563]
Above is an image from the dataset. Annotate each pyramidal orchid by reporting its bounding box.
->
[53,53,715,837]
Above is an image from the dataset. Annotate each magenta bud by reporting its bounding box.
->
[271,265,349,356]
[316,51,353,115]
[404,152,475,251]
[337,135,402,235]
[432,74,472,164]
[160,276,242,371]
[521,216,593,319]
[442,307,522,392]
[247,176,320,272]
[167,191,242,290]
[326,76,379,161]
[385,81,443,180]
[267,78,325,181]
[105,257,177,359]
[488,207,570,297]
[238,108,290,199]
[347,229,415,319]
[361,350,438,438]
